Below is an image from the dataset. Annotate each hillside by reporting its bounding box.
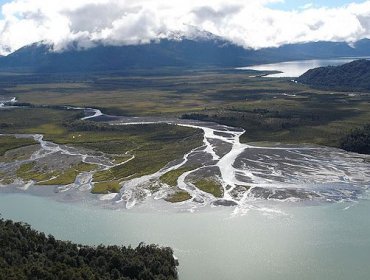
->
[0,217,178,280]
[297,59,370,91]
[0,38,370,73]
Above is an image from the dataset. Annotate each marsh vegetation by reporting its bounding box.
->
[1,69,369,148]
[0,107,203,193]
[0,68,369,204]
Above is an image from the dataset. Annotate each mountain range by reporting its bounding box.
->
[0,37,370,73]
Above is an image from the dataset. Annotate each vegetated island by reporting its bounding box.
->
[297,59,370,91]
[0,217,178,280]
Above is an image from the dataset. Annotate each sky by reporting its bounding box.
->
[0,0,369,55]
[268,0,366,10]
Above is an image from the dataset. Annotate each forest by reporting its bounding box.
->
[340,124,370,155]
[0,217,178,280]
[297,59,370,91]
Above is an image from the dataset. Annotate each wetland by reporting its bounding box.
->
[0,63,369,279]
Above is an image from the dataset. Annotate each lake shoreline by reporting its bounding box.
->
[238,57,370,77]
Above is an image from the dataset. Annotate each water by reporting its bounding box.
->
[0,193,369,280]
[238,57,370,77]
[0,96,17,108]
[1,105,370,279]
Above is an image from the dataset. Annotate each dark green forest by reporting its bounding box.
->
[297,59,370,91]
[340,124,370,155]
[0,218,178,280]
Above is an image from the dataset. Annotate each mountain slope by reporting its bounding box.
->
[0,39,252,72]
[297,59,370,91]
[0,38,370,72]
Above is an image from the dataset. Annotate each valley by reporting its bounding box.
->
[1,1,370,279]
[1,60,369,213]
[1,68,369,147]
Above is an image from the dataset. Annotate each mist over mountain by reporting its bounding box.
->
[2,0,370,55]
[1,37,370,73]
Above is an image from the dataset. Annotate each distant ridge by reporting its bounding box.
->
[297,59,370,91]
[0,37,370,73]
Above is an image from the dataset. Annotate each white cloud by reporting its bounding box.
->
[300,3,314,10]
[0,0,369,55]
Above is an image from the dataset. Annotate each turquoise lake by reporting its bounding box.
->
[0,193,369,280]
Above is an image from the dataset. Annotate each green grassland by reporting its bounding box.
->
[0,108,80,135]
[165,190,192,203]
[0,136,37,156]
[92,180,121,194]
[16,161,96,185]
[16,162,53,182]
[38,162,96,185]
[1,69,369,147]
[0,107,204,193]
[91,134,202,183]
[160,165,200,187]
[193,178,224,198]
[160,166,199,203]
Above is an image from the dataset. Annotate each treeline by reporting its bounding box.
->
[297,59,370,91]
[64,120,202,141]
[63,120,152,132]
[181,107,331,132]
[340,124,370,154]
[0,217,178,280]
[1,102,87,120]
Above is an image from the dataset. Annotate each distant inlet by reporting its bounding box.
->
[237,57,370,78]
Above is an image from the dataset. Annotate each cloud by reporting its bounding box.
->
[0,0,369,55]
[300,3,314,10]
